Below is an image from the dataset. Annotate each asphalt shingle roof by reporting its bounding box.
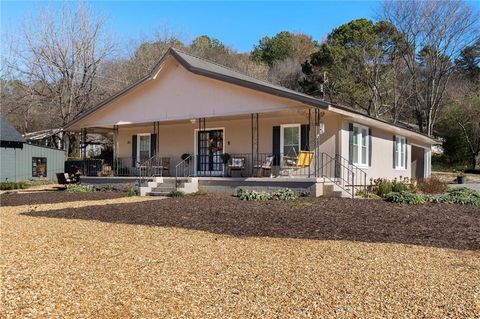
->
[0,116,26,143]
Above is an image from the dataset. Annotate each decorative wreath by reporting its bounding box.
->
[208,135,223,153]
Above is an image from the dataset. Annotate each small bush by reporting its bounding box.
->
[26,178,54,186]
[98,185,116,192]
[168,190,185,197]
[65,184,97,193]
[271,188,296,200]
[124,185,138,197]
[356,189,381,199]
[235,189,271,201]
[235,188,297,201]
[384,191,433,205]
[438,187,480,206]
[417,176,448,194]
[0,181,28,190]
[370,178,411,198]
[191,189,208,196]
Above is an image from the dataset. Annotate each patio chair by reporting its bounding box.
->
[56,173,80,188]
[281,151,315,176]
[227,157,246,177]
[253,155,275,177]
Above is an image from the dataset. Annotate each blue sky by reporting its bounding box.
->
[1,1,377,53]
[2,1,479,54]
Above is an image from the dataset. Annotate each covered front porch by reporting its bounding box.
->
[79,108,336,179]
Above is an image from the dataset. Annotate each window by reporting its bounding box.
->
[281,124,300,158]
[352,124,369,166]
[395,136,406,169]
[32,157,47,177]
[137,134,151,165]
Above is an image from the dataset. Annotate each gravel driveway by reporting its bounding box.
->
[1,192,479,318]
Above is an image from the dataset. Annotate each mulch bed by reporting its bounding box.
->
[19,193,480,251]
[1,190,125,207]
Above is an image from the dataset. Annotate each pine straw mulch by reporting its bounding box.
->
[1,192,479,318]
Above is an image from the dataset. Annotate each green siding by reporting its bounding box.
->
[0,144,65,182]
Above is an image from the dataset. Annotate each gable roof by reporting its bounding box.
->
[0,116,26,143]
[64,47,438,144]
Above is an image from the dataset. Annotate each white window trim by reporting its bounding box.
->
[280,124,301,160]
[137,133,151,166]
[352,123,369,167]
[394,135,406,170]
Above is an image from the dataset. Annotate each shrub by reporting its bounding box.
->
[124,185,138,197]
[356,189,381,199]
[438,187,480,206]
[370,178,411,197]
[384,191,433,205]
[0,181,28,190]
[168,190,185,197]
[191,189,208,196]
[391,179,410,193]
[234,188,297,201]
[417,176,448,194]
[235,189,271,201]
[271,188,296,200]
[98,185,116,192]
[26,178,54,186]
[65,184,97,193]
[374,179,393,197]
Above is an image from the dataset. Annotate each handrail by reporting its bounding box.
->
[175,155,193,189]
[137,154,163,186]
[319,152,367,198]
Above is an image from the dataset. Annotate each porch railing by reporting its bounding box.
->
[138,155,163,186]
[175,155,194,189]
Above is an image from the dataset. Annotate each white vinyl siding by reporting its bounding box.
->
[395,136,406,169]
[352,124,369,166]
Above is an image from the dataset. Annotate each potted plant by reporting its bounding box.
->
[181,153,191,163]
[457,171,467,184]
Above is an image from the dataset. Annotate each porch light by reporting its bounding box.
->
[319,122,325,134]
[190,119,196,124]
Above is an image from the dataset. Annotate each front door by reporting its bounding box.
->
[197,129,224,176]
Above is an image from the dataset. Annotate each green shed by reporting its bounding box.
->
[1,117,65,182]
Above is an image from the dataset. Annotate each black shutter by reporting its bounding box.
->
[132,135,137,167]
[405,138,408,169]
[150,134,157,157]
[301,124,310,151]
[348,123,353,164]
[272,126,280,165]
[393,135,396,169]
[368,128,372,167]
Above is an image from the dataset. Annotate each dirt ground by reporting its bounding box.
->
[1,192,479,318]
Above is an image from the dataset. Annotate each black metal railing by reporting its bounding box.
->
[175,155,194,189]
[318,152,367,198]
[137,155,164,186]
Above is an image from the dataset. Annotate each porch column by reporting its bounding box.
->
[113,125,118,176]
[251,113,259,176]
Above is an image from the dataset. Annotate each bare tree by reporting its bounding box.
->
[380,0,479,136]
[6,3,115,155]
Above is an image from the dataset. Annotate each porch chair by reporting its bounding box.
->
[253,155,275,177]
[227,157,246,177]
[281,151,315,176]
[56,173,80,188]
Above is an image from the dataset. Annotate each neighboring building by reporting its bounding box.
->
[0,116,65,182]
[64,48,438,196]
[24,129,109,157]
